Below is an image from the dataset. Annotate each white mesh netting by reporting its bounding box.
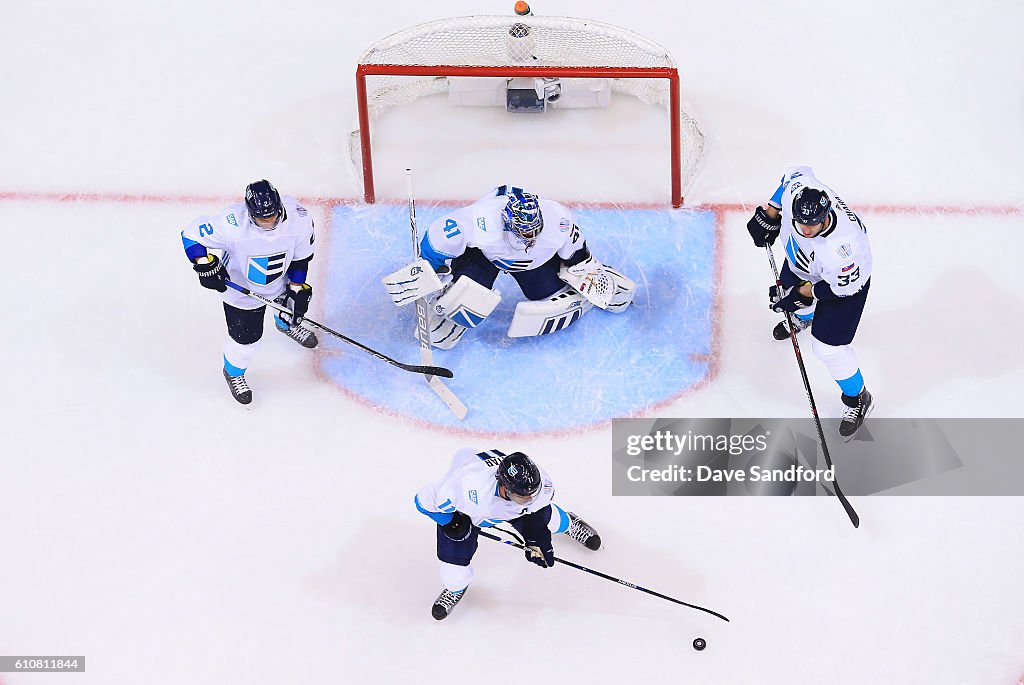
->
[350,15,705,201]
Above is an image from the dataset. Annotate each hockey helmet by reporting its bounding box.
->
[245,179,284,229]
[496,452,542,501]
[791,187,831,227]
[502,188,543,247]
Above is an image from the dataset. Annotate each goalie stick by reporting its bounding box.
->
[482,526,729,622]
[223,280,453,378]
[406,169,468,420]
[764,245,860,529]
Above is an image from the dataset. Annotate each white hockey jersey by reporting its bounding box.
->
[415,448,556,528]
[770,167,873,298]
[181,196,315,310]
[419,186,586,274]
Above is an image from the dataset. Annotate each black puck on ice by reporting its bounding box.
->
[692,637,706,651]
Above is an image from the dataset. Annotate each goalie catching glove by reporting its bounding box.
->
[558,257,635,313]
[382,259,445,306]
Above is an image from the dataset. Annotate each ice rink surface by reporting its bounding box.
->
[2,1,1023,683]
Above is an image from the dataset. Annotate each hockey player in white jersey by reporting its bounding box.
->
[415,449,601,620]
[181,180,317,404]
[746,166,874,438]
[383,185,635,349]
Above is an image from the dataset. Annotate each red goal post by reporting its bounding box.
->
[351,14,705,208]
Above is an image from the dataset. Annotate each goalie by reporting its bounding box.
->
[382,185,635,349]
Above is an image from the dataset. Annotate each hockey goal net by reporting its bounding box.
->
[351,14,704,207]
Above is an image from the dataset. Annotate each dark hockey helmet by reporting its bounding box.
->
[502,188,544,247]
[791,187,831,226]
[496,452,542,499]
[245,179,283,228]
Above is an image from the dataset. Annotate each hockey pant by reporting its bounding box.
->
[223,303,265,376]
[779,262,870,395]
[436,503,573,592]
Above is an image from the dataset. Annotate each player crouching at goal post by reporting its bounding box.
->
[382,185,635,349]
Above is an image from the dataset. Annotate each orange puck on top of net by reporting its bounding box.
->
[514,1,531,16]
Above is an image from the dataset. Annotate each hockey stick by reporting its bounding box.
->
[406,169,468,419]
[765,246,860,528]
[223,279,453,378]
[479,527,730,622]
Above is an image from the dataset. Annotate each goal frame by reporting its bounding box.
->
[353,16,697,208]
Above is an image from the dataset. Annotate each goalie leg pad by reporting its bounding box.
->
[383,259,444,307]
[414,277,501,350]
[411,311,468,350]
[507,286,594,338]
[434,277,501,329]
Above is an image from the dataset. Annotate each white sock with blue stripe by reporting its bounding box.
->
[811,338,864,395]
[440,562,473,593]
[223,337,262,377]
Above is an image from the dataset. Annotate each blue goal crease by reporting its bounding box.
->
[319,203,718,433]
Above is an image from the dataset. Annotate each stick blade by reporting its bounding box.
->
[428,377,468,420]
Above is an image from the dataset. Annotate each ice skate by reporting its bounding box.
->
[275,315,318,349]
[431,587,466,620]
[839,387,874,440]
[565,512,602,551]
[773,315,812,340]
[222,368,253,405]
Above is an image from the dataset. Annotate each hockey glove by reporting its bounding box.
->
[193,254,227,292]
[770,284,814,313]
[746,206,782,247]
[440,511,474,542]
[278,283,313,326]
[524,541,555,569]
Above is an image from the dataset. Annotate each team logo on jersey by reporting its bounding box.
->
[246,251,288,286]
[468,490,478,505]
[559,218,571,232]
[296,205,308,217]
[476,217,487,232]
[492,258,533,272]
[226,213,238,227]
[837,243,852,259]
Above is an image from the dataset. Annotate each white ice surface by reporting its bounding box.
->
[2,1,1023,684]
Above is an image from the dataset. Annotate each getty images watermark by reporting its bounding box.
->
[623,429,834,486]
[612,417,1024,496]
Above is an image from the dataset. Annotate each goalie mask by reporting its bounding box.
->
[502,189,543,248]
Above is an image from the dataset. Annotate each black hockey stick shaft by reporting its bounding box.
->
[223,280,454,378]
[477,528,730,622]
[765,246,859,528]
